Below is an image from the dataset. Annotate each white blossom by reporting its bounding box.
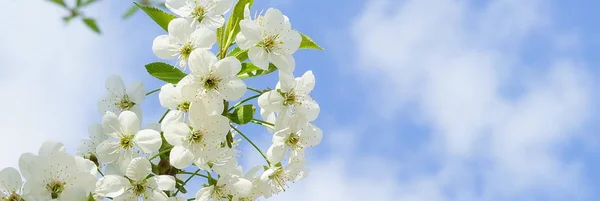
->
[166,0,233,29]
[266,114,322,163]
[258,71,320,122]
[96,157,175,201]
[236,8,301,72]
[153,18,216,68]
[98,75,145,118]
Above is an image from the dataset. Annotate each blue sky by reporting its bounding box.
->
[1,0,600,200]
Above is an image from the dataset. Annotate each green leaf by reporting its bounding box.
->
[135,2,177,32]
[237,63,277,80]
[62,16,76,23]
[221,0,254,50]
[87,193,95,201]
[123,5,140,19]
[81,0,98,7]
[76,0,82,7]
[145,62,187,84]
[48,0,67,8]
[227,47,249,62]
[299,33,324,50]
[83,18,101,34]
[230,104,256,125]
[226,131,233,148]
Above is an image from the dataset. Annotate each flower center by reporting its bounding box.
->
[131,182,147,196]
[278,90,298,106]
[2,192,23,201]
[188,130,204,144]
[259,34,280,53]
[268,167,288,191]
[202,74,222,91]
[46,179,65,199]
[192,6,206,22]
[117,95,135,110]
[286,132,300,147]
[120,134,135,149]
[180,42,194,59]
[177,101,191,112]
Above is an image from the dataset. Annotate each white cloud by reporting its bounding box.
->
[0,1,135,168]
[271,0,594,200]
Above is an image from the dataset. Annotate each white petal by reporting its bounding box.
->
[133,129,162,153]
[213,57,242,77]
[127,81,146,103]
[119,111,141,134]
[96,140,120,163]
[188,50,217,76]
[169,146,195,169]
[195,187,213,201]
[101,111,120,137]
[59,185,88,201]
[152,35,180,60]
[95,175,128,197]
[270,53,295,73]
[165,0,193,17]
[209,0,233,15]
[219,78,246,101]
[277,29,301,54]
[0,167,22,193]
[200,15,225,29]
[266,144,285,163]
[258,91,284,113]
[231,177,253,197]
[248,46,269,70]
[17,153,34,180]
[168,18,195,44]
[126,157,151,182]
[160,110,185,132]
[262,8,285,36]
[159,83,180,109]
[164,122,190,146]
[190,27,216,49]
[38,141,66,155]
[238,20,262,47]
[106,75,126,95]
[150,175,176,191]
[201,115,230,143]
[297,98,320,122]
[188,101,210,126]
[296,70,315,95]
[301,123,322,147]
[278,71,295,92]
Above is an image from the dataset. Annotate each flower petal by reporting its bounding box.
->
[152,35,180,60]
[164,122,190,146]
[119,111,141,134]
[96,175,128,198]
[270,53,295,73]
[209,0,233,15]
[106,75,126,95]
[96,140,120,163]
[169,146,195,169]
[133,129,162,153]
[159,83,180,109]
[248,46,269,70]
[262,8,285,36]
[189,50,217,76]
[168,18,195,44]
[127,81,146,103]
[213,57,242,78]
[190,27,216,49]
[126,157,152,182]
[0,167,22,193]
[258,90,284,113]
[150,175,176,191]
[266,144,285,163]
[165,0,193,17]
[296,70,315,95]
[200,15,225,29]
[218,77,246,101]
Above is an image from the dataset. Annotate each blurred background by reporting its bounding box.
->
[2,0,600,200]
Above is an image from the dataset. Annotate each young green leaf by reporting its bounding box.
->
[221,0,254,51]
[82,18,101,34]
[227,47,249,62]
[76,0,82,7]
[48,0,67,8]
[123,5,140,19]
[237,63,277,80]
[87,193,95,201]
[145,62,188,84]
[63,16,76,23]
[135,2,177,32]
[299,33,324,50]
[230,104,256,125]
[81,0,98,7]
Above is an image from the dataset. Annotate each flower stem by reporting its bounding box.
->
[174,169,202,195]
[228,94,261,112]
[146,88,160,96]
[251,119,275,128]
[179,171,209,179]
[158,109,170,123]
[230,125,270,165]
[149,148,170,161]
[247,86,263,94]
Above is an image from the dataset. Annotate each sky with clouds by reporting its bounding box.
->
[1,0,599,200]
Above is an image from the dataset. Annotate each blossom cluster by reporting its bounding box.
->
[0,0,322,200]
